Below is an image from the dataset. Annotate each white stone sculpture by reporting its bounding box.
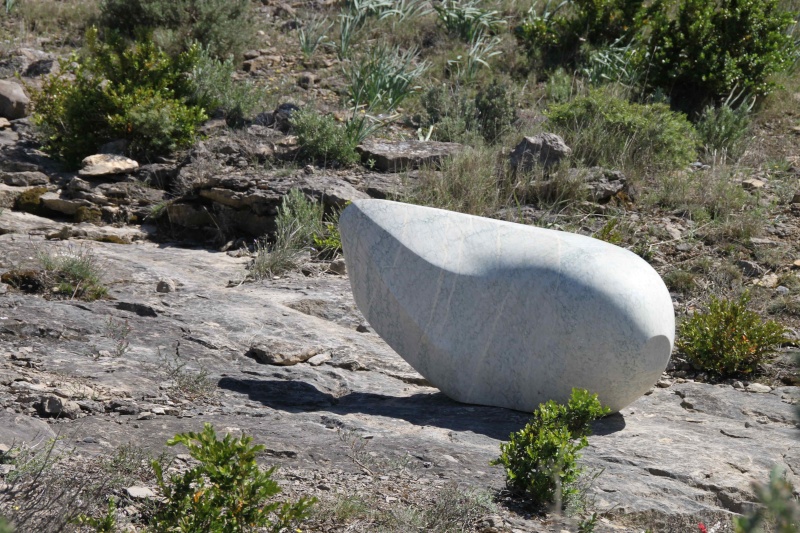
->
[339,199,675,413]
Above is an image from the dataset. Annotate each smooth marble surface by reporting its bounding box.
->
[339,199,675,413]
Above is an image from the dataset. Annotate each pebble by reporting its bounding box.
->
[656,379,673,388]
[732,381,745,389]
[126,486,156,500]
[746,383,772,393]
[156,278,177,293]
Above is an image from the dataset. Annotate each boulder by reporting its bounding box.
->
[340,199,675,413]
[0,80,30,119]
[509,133,571,172]
[356,140,463,172]
[79,154,139,178]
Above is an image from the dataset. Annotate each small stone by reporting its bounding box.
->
[356,323,370,333]
[0,118,10,129]
[328,258,347,275]
[509,133,572,172]
[737,260,765,277]
[732,381,745,389]
[0,80,30,119]
[746,383,772,393]
[151,407,166,415]
[307,352,332,366]
[776,286,790,295]
[246,338,319,366]
[136,411,155,420]
[656,379,673,388]
[741,178,766,191]
[297,72,317,89]
[79,154,139,177]
[790,191,800,204]
[156,278,177,293]
[126,486,156,500]
[792,259,800,269]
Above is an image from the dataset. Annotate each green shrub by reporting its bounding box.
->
[546,89,698,173]
[694,103,751,161]
[36,244,108,301]
[491,388,610,507]
[676,292,788,377]
[150,423,315,533]
[0,517,11,533]
[642,0,797,113]
[98,0,256,60]
[474,80,517,144]
[515,0,645,69]
[291,109,361,167]
[32,29,208,166]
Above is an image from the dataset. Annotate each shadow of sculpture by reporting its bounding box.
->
[218,376,627,441]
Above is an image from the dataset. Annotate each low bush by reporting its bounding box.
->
[734,468,800,533]
[676,292,788,377]
[32,29,207,166]
[474,80,517,144]
[98,0,256,60]
[36,243,107,301]
[150,423,315,532]
[291,109,361,167]
[492,388,610,507]
[546,89,698,174]
[418,84,479,144]
[694,103,751,161]
[642,0,797,113]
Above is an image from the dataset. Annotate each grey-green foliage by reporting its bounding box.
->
[433,0,506,42]
[297,15,333,59]
[292,109,361,167]
[419,84,479,143]
[475,80,517,143]
[694,103,751,161]
[189,47,262,124]
[347,44,428,113]
[98,0,256,60]
[0,517,12,533]
[250,189,328,278]
[734,468,800,533]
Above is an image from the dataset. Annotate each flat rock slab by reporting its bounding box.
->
[357,140,463,172]
[0,231,796,528]
[340,199,675,413]
[79,154,139,178]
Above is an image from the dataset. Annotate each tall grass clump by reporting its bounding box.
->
[347,44,428,113]
[36,244,107,300]
[250,189,335,278]
[98,0,256,60]
[297,15,333,60]
[406,145,510,216]
[546,89,699,174]
[434,0,506,42]
[694,102,752,162]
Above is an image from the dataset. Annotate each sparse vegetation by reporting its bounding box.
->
[492,388,610,509]
[677,292,789,377]
[291,109,361,167]
[35,243,108,301]
[149,423,315,532]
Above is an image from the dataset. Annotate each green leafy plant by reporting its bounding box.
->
[447,31,503,82]
[0,517,11,533]
[150,423,315,532]
[98,0,256,60]
[676,292,789,377]
[418,83,479,143]
[73,498,117,532]
[516,0,645,69]
[433,0,506,42]
[491,388,610,508]
[642,0,797,113]
[734,468,800,533]
[31,28,208,166]
[546,89,698,174]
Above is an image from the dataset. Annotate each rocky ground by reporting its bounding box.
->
[0,1,798,531]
